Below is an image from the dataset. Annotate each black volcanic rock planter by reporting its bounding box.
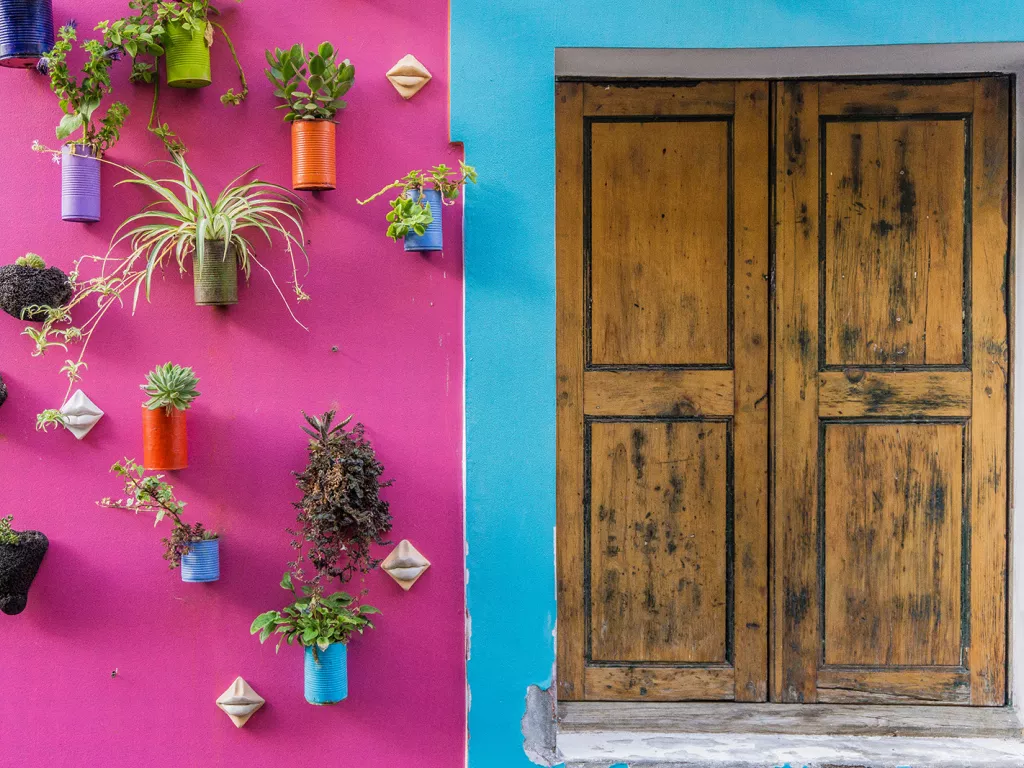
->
[0,530,48,615]
[0,372,7,409]
[0,262,72,321]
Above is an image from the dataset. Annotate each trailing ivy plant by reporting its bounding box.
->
[142,362,200,412]
[358,162,477,241]
[32,22,129,158]
[250,571,379,659]
[98,458,217,568]
[265,42,354,122]
[289,410,393,587]
[96,0,247,154]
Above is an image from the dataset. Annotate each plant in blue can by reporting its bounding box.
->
[358,161,476,252]
[98,458,220,582]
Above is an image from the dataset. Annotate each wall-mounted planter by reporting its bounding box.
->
[164,21,211,89]
[304,642,348,705]
[180,538,219,583]
[0,0,53,68]
[61,144,101,223]
[0,261,71,321]
[0,529,47,615]
[291,119,336,191]
[143,406,188,470]
[404,189,443,252]
[193,240,238,306]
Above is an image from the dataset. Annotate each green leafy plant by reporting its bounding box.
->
[265,42,354,122]
[358,162,477,241]
[35,409,70,433]
[0,516,20,546]
[142,362,200,412]
[15,254,47,270]
[22,155,311,410]
[32,23,129,158]
[290,410,393,586]
[250,571,379,657]
[96,1,247,154]
[98,458,217,568]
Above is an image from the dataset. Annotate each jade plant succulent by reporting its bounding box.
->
[142,362,200,412]
[358,162,477,241]
[265,42,354,122]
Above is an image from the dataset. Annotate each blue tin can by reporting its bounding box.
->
[404,188,443,252]
[180,538,220,583]
[304,642,348,705]
[0,0,54,68]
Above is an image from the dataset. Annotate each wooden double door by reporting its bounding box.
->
[556,78,1010,706]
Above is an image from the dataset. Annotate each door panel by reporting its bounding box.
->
[823,423,963,667]
[590,420,728,664]
[773,78,1009,705]
[823,119,966,367]
[557,81,770,702]
[590,120,731,366]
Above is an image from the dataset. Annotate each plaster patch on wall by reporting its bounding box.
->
[522,682,559,766]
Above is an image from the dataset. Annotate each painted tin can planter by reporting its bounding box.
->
[142,407,188,471]
[291,120,337,191]
[404,188,443,252]
[61,145,101,223]
[304,642,348,705]
[0,0,54,68]
[164,21,211,88]
[193,240,238,306]
[180,538,219,583]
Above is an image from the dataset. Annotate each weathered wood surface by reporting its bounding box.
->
[823,423,963,668]
[557,701,1022,738]
[816,668,970,705]
[823,119,966,367]
[590,119,730,366]
[730,80,770,702]
[590,421,728,663]
[818,79,975,116]
[582,666,735,702]
[583,370,733,417]
[583,82,735,116]
[818,370,971,418]
[558,82,769,702]
[773,77,1010,707]
[556,81,587,701]
[772,79,821,703]
[968,77,1010,706]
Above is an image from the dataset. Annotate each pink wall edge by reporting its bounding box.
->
[0,1,465,765]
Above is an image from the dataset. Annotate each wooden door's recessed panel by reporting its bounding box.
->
[823,119,967,368]
[589,420,729,664]
[823,423,964,668]
[590,120,731,367]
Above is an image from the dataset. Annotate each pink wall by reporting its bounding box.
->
[0,2,464,765]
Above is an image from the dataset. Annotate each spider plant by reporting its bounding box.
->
[111,153,310,314]
[22,155,311,426]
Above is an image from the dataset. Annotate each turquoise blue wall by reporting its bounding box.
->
[450,3,1024,765]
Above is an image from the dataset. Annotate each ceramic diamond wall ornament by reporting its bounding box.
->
[60,389,103,440]
[382,539,430,590]
[216,677,265,728]
[386,54,431,99]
